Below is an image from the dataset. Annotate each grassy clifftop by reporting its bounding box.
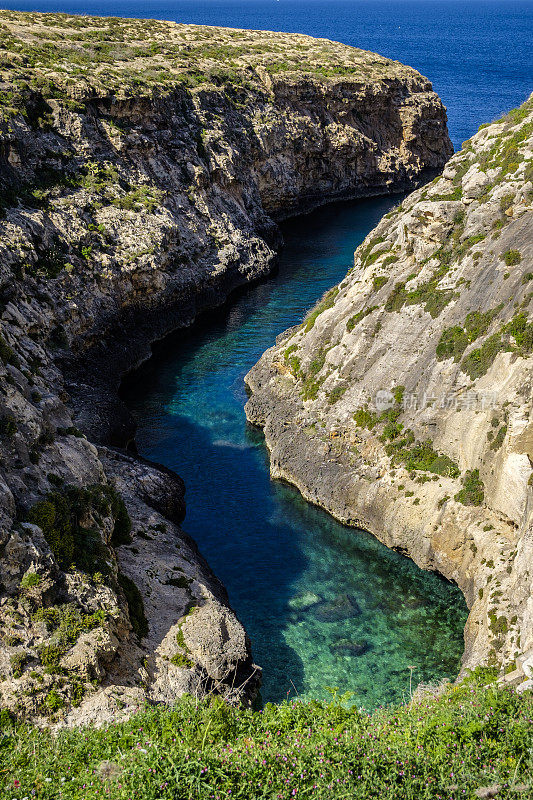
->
[0,9,426,111]
[2,672,532,799]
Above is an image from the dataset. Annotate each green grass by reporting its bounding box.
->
[1,675,531,799]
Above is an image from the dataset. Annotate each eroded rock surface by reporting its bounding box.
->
[0,11,452,722]
[246,97,533,687]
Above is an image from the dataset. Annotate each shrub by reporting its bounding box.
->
[436,325,469,361]
[35,604,106,672]
[118,573,148,639]
[43,689,64,714]
[346,305,377,331]
[461,333,505,379]
[327,385,347,404]
[454,469,484,506]
[0,333,20,367]
[28,494,74,569]
[502,249,521,266]
[9,651,26,679]
[353,406,378,429]
[0,414,17,436]
[27,484,131,571]
[372,275,388,291]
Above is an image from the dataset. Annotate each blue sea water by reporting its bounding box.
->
[2,0,533,148]
[8,0,530,704]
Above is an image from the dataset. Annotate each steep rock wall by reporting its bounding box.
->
[246,97,533,687]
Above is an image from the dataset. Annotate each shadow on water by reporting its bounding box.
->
[121,195,469,707]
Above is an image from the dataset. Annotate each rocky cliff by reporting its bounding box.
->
[246,96,533,689]
[0,10,452,723]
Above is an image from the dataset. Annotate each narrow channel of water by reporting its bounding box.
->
[122,196,468,708]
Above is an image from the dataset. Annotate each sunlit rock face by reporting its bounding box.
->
[246,96,533,686]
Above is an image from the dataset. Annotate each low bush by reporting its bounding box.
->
[118,573,148,639]
[454,469,485,506]
[502,249,521,266]
[27,483,131,571]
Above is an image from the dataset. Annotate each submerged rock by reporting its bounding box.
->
[315,593,362,622]
[330,638,369,656]
[288,592,322,611]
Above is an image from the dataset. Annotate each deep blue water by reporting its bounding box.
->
[123,198,469,707]
[3,0,533,148]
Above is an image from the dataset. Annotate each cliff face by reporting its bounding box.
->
[0,11,452,723]
[246,97,533,688]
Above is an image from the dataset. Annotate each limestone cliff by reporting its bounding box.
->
[246,97,533,689]
[0,11,452,722]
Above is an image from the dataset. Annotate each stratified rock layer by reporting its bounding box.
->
[246,97,533,687]
[0,11,452,722]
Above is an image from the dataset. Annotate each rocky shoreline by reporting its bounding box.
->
[246,96,533,690]
[0,11,453,724]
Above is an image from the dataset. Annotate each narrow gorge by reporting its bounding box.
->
[0,10,453,722]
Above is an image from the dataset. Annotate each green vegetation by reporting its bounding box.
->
[118,573,148,639]
[19,571,41,590]
[303,287,338,332]
[0,414,17,436]
[384,432,460,478]
[9,651,26,679]
[0,333,20,367]
[0,9,399,114]
[372,275,388,291]
[170,651,195,668]
[357,234,385,266]
[502,249,522,266]
[27,483,131,572]
[489,424,507,452]
[353,403,460,478]
[353,405,378,429]
[436,306,503,362]
[327,384,348,404]
[34,604,106,674]
[346,305,378,332]
[300,349,327,400]
[454,469,485,506]
[284,343,301,376]
[1,676,531,799]
[385,275,456,319]
[112,186,164,213]
[460,312,533,380]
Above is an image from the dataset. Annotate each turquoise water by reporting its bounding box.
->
[122,196,469,708]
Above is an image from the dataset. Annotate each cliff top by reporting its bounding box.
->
[0,9,428,111]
